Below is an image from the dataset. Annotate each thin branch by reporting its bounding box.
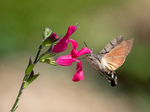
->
[34,44,43,64]
[10,44,43,112]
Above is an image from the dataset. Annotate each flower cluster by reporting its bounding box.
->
[40,25,91,82]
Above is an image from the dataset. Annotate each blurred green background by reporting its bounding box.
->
[0,0,150,112]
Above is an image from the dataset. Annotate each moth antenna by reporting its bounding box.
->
[149,74,150,95]
[84,42,88,47]
[83,42,94,53]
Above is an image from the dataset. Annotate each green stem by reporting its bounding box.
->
[10,44,43,112]
[34,45,43,64]
[10,81,24,112]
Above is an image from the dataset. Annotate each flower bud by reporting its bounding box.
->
[43,27,53,40]
[42,27,61,47]
[40,57,58,66]
[39,46,59,66]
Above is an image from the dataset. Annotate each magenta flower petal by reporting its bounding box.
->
[69,39,92,58]
[63,26,77,40]
[56,55,76,66]
[72,70,84,82]
[70,39,78,58]
[52,26,77,53]
[71,48,78,58]
[76,60,82,71]
[70,39,78,49]
[72,61,84,82]
[52,37,69,53]
[77,47,92,57]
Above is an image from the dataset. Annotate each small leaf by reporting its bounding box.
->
[23,70,34,81]
[23,72,40,89]
[25,64,35,75]
[39,47,57,61]
[25,57,35,75]
[28,56,33,66]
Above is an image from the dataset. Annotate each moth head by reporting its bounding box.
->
[86,53,94,61]
[86,53,100,70]
[85,46,94,60]
[84,42,99,69]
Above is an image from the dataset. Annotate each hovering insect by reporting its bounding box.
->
[86,35,134,87]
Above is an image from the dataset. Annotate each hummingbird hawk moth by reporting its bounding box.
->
[86,35,134,87]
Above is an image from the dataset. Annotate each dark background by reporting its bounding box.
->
[0,0,150,111]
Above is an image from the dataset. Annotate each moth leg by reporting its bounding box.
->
[101,71,112,82]
[97,69,112,82]
[101,67,113,80]
[97,67,117,87]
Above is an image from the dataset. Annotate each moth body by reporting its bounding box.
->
[86,36,134,87]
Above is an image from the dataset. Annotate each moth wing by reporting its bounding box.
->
[96,35,123,60]
[101,38,134,71]
[99,35,123,54]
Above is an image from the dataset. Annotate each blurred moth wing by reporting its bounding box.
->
[101,37,134,71]
[86,35,134,87]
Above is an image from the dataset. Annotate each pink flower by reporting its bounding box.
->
[52,26,78,53]
[56,39,92,82]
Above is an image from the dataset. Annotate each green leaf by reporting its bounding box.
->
[42,36,60,47]
[39,53,59,66]
[28,57,32,66]
[39,46,57,61]
[25,64,35,75]
[42,39,52,47]
[25,57,35,75]
[39,53,57,61]
[23,71,40,89]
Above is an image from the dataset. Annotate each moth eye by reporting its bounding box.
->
[89,57,94,61]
